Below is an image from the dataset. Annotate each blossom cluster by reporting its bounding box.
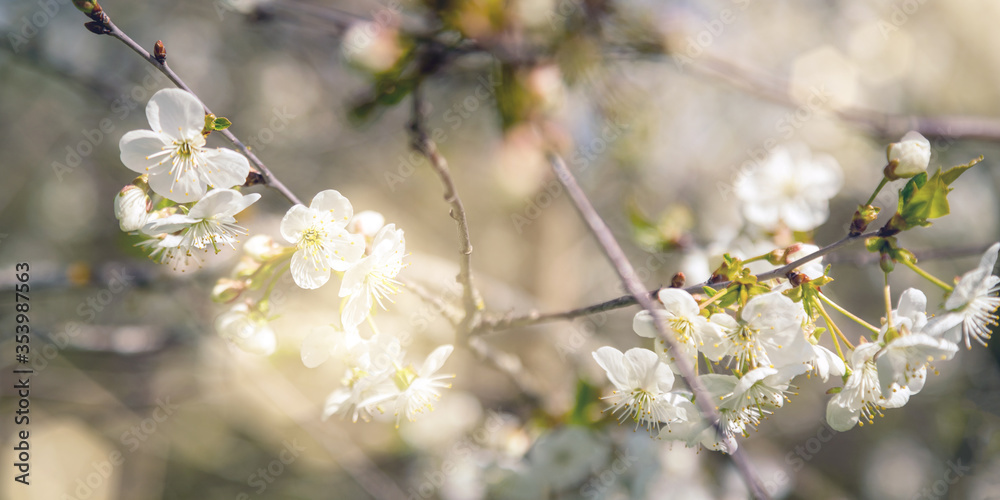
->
[594,133,999,453]
[112,88,455,426]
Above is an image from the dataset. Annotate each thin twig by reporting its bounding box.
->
[476,230,879,335]
[547,152,770,500]
[407,87,480,333]
[93,15,303,206]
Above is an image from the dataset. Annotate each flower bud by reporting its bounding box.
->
[243,234,283,261]
[349,210,386,239]
[670,272,686,288]
[73,0,100,15]
[879,252,895,273]
[212,278,245,303]
[153,40,166,63]
[232,256,261,279]
[113,183,151,232]
[885,131,930,180]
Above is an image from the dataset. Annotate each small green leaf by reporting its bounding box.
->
[897,172,927,211]
[211,117,232,130]
[940,156,983,185]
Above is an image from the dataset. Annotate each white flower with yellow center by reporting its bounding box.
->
[925,243,1000,349]
[142,188,260,254]
[280,189,365,290]
[633,289,723,370]
[119,89,250,203]
[357,345,456,427]
[339,224,405,331]
[826,343,911,431]
[592,346,685,435]
[705,292,813,371]
[734,144,843,232]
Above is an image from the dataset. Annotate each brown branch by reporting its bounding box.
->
[547,152,771,500]
[87,13,303,206]
[476,230,879,335]
[407,87,480,334]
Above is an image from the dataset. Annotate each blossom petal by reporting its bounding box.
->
[119,130,172,174]
[201,148,251,189]
[310,189,354,224]
[146,88,205,139]
[147,167,207,203]
[290,249,331,289]
[419,345,454,377]
[826,395,859,432]
[279,205,313,243]
[342,285,374,330]
[593,346,628,390]
[658,288,700,317]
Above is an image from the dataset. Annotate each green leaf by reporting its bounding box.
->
[940,156,983,185]
[899,170,950,222]
[211,117,232,130]
[897,172,927,211]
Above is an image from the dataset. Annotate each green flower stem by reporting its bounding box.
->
[900,259,954,292]
[816,300,855,353]
[261,262,291,305]
[883,275,894,332]
[865,176,890,206]
[817,292,880,335]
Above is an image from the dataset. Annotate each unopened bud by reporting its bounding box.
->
[244,234,283,261]
[73,0,100,15]
[212,278,246,303]
[232,256,262,279]
[670,272,686,288]
[114,184,151,232]
[84,21,108,35]
[879,252,895,274]
[766,248,785,266]
[153,40,166,63]
[850,205,880,236]
[349,210,386,239]
[885,131,930,180]
[787,271,808,287]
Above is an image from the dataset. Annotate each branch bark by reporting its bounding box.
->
[547,152,771,499]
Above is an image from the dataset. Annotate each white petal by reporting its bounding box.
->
[310,189,354,224]
[119,130,171,174]
[188,189,242,219]
[148,167,207,203]
[146,88,205,139]
[419,345,454,377]
[632,310,658,339]
[341,286,374,330]
[593,347,628,390]
[290,249,331,289]
[657,288,700,317]
[201,148,251,189]
[826,396,858,432]
[279,205,314,243]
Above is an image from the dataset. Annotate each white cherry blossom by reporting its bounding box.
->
[592,346,686,434]
[119,89,250,203]
[339,224,405,331]
[826,343,910,432]
[734,144,843,232]
[924,243,1000,348]
[142,188,260,254]
[705,292,813,370]
[280,189,365,290]
[633,289,722,371]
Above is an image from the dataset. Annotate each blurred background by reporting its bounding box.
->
[2,0,1000,498]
